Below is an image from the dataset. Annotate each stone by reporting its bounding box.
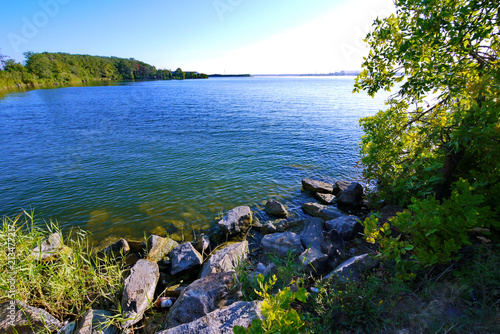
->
[302,202,343,220]
[300,217,326,252]
[261,232,304,257]
[0,300,62,334]
[121,259,160,328]
[324,216,363,240]
[379,205,405,225]
[194,234,211,255]
[299,247,329,276]
[199,241,248,278]
[264,199,288,218]
[74,309,118,334]
[301,178,336,194]
[98,239,130,258]
[261,222,277,235]
[217,206,252,235]
[31,233,63,261]
[170,243,203,276]
[125,252,140,267]
[147,235,179,263]
[314,192,337,205]
[127,240,147,253]
[165,272,241,329]
[322,254,379,283]
[337,182,364,207]
[248,262,276,282]
[274,219,289,232]
[157,301,262,334]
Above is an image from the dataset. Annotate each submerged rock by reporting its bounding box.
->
[264,199,288,218]
[314,192,337,205]
[0,300,62,334]
[199,241,248,278]
[170,243,203,276]
[218,206,252,236]
[302,202,343,220]
[261,232,304,257]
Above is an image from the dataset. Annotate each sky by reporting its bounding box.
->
[0,0,395,74]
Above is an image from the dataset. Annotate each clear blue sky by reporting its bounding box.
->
[0,0,394,74]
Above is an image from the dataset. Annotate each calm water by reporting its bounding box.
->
[0,77,389,243]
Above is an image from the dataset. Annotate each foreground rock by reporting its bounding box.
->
[74,309,118,334]
[200,241,248,278]
[0,300,62,334]
[194,234,211,255]
[261,232,304,257]
[323,254,379,283]
[165,272,241,329]
[337,182,364,208]
[325,216,363,240]
[302,202,343,220]
[157,301,262,334]
[121,259,160,328]
[300,247,329,276]
[147,235,179,263]
[302,178,336,194]
[218,206,253,235]
[300,217,326,252]
[170,243,203,276]
[248,263,276,281]
[31,233,63,261]
[264,199,288,218]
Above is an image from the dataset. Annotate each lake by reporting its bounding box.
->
[0,77,389,243]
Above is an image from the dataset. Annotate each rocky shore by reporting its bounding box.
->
[1,178,391,334]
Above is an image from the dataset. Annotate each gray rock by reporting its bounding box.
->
[165,272,241,329]
[274,219,289,232]
[264,200,288,218]
[58,321,76,334]
[121,259,160,328]
[31,233,63,261]
[157,301,262,334]
[299,247,329,276]
[98,239,130,259]
[302,202,343,220]
[170,243,203,276]
[261,222,277,235]
[147,235,179,263]
[261,232,304,257]
[336,180,352,192]
[325,216,363,240]
[74,309,118,334]
[302,178,336,194]
[337,182,364,207]
[199,241,248,278]
[218,206,252,235]
[379,205,405,225]
[248,263,276,282]
[313,192,336,205]
[194,234,211,255]
[322,254,379,283]
[300,217,326,252]
[0,300,62,334]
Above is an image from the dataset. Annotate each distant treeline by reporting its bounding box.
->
[209,74,251,77]
[0,51,208,90]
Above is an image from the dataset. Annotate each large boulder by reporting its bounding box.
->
[0,300,62,334]
[302,178,337,194]
[299,247,329,276]
[170,243,203,276]
[264,200,288,218]
[337,182,364,208]
[302,202,343,220]
[147,235,179,263]
[300,217,326,252]
[336,180,352,192]
[165,272,241,329]
[157,301,262,334]
[322,254,379,283]
[199,241,248,278]
[74,309,118,334]
[324,216,363,240]
[121,259,160,328]
[31,233,64,261]
[218,206,252,235]
[261,232,304,257]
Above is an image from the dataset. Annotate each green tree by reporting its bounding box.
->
[173,67,185,80]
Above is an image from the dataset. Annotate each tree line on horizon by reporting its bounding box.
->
[0,51,208,89]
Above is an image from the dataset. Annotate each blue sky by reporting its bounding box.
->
[0,0,394,74]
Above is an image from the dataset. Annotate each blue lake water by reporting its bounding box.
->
[0,77,389,243]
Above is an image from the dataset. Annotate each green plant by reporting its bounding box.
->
[233,274,308,334]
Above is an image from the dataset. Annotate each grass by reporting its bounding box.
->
[0,211,124,323]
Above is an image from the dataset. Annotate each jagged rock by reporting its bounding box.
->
[302,178,336,194]
[127,240,147,253]
[248,262,276,282]
[379,205,405,225]
[322,254,379,283]
[98,239,130,258]
[300,217,326,252]
[157,301,262,334]
[74,309,118,334]
[251,216,263,230]
[147,235,179,263]
[324,216,363,240]
[0,300,62,334]
[165,272,241,329]
[121,259,160,328]
[218,206,252,235]
[199,241,248,278]
[337,182,364,207]
[336,180,351,192]
[58,321,76,334]
[170,243,203,276]
[261,232,304,257]
[264,200,288,218]
[31,233,63,261]
[261,222,277,235]
[274,219,289,232]
[300,247,329,276]
[314,192,337,205]
[302,202,343,220]
[194,234,211,255]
